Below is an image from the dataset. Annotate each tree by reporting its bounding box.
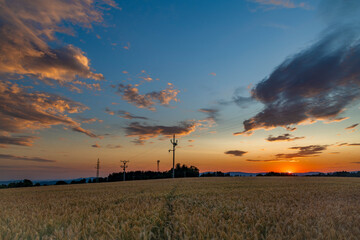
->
[55,181,67,185]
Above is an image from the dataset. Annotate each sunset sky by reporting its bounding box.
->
[0,0,359,180]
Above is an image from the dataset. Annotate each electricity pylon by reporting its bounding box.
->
[157,160,160,172]
[120,160,129,181]
[169,134,178,178]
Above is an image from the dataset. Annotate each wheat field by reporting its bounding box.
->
[0,177,359,239]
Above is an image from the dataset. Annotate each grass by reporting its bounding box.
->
[0,177,359,239]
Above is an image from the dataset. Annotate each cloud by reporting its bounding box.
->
[236,1,360,135]
[0,135,37,147]
[71,126,98,138]
[125,121,199,144]
[218,87,255,108]
[246,158,298,162]
[247,159,279,162]
[345,123,359,130]
[338,143,360,147]
[78,117,103,124]
[238,31,360,135]
[210,72,216,76]
[131,138,146,145]
[91,143,101,148]
[0,0,116,84]
[198,108,219,121]
[276,145,328,159]
[266,133,304,142]
[0,81,98,146]
[249,0,310,10]
[106,144,122,149]
[115,84,179,111]
[247,144,327,163]
[0,153,55,163]
[105,107,148,120]
[224,150,248,157]
[353,162,360,164]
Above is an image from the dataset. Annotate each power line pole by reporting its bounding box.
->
[95,158,100,183]
[157,160,160,172]
[169,134,178,178]
[120,160,129,181]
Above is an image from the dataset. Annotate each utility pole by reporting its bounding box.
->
[169,134,178,178]
[120,160,129,181]
[157,160,160,172]
[95,158,100,183]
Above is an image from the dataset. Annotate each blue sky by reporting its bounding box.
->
[0,0,359,180]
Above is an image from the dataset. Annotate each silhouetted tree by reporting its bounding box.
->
[108,163,199,182]
[55,181,67,185]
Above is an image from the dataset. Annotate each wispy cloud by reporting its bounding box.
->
[224,150,248,157]
[106,144,122,149]
[0,135,37,148]
[249,0,311,10]
[248,145,328,163]
[276,145,328,159]
[0,154,55,163]
[78,117,103,124]
[345,123,359,130]
[266,133,304,142]
[198,108,219,122]
[105,108,148,120]
[338,143,360,147]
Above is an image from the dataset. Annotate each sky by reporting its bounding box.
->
[0,0,359,180]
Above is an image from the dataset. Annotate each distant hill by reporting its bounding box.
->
[200,171,327,177]
[0,177,96,186]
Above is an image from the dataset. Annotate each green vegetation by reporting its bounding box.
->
[1,177,359,239]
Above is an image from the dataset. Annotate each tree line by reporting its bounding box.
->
[0,163,200,188]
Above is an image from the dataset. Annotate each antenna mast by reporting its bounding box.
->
[120,160,129,181]
[169,134,178,178]
[95,158,100,183]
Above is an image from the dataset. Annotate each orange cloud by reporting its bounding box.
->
[0,135,38,148]
[91,143,101,148]
[0,0,116,83]
[115,84,179,111]
[0,81,98,146]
